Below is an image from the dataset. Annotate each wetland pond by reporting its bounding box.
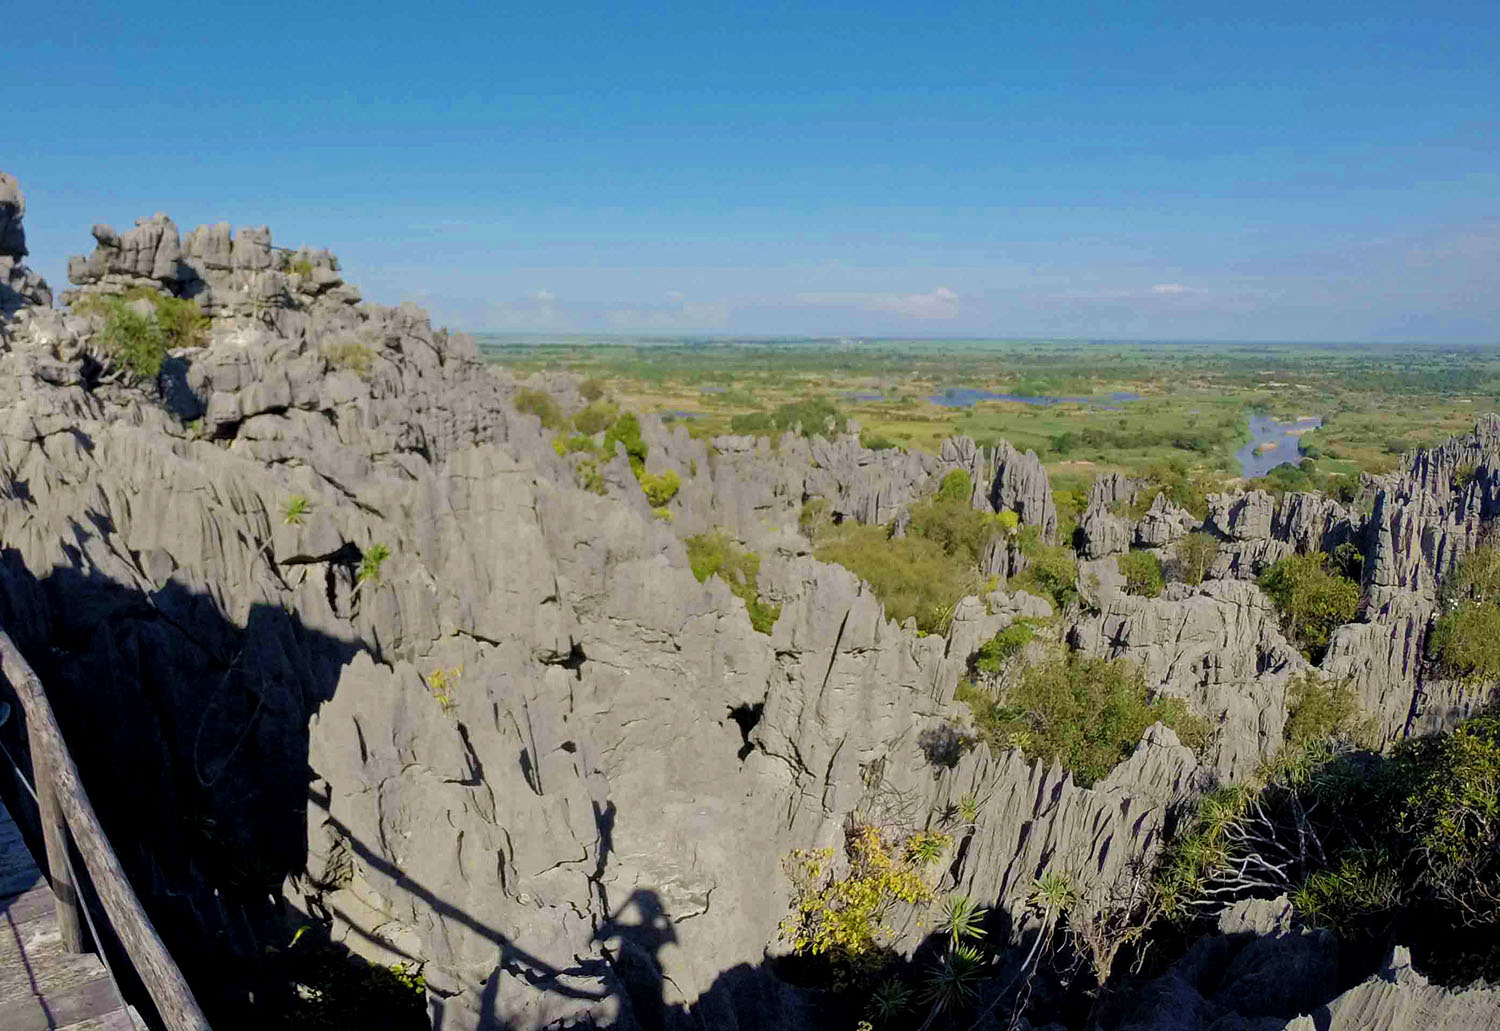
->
[928,388,1142,407]
[1237,414,1323,477]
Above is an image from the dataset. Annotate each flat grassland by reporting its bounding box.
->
[481,335,1500,492]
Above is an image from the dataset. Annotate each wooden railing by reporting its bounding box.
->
[0,630,211,1031]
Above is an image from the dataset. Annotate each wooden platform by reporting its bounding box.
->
[0,797,138,1030]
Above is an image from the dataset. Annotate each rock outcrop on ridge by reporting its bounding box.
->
[0,172,52,316]
[0,171,1495,1031]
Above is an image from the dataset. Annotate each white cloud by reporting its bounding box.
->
[1150,283,1193,295]
[533,289,555,302]
[793,286,962,320]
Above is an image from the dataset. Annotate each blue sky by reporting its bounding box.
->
[8,1,1499,340]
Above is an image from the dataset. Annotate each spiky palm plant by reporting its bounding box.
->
[937,894,988,946]
[867,977,914,1024]
[921,943,984,1016]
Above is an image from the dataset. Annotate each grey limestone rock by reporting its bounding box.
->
[0,170,52,315]
[991,440,1058,542]
[1285,945,1500,1030]
[1136,491,1201,547]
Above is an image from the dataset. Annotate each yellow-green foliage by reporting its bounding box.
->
[1119,549,1165,598]
[323,339,375,376]
[1258,552,1360,661]
[573,400,619,435]
[956,653,1209,787]
[514,388,568,430]
[426,666,462,715]
[639,468,681,507]
[579,377,607,402]
[686,530,780,634]
[815,525,982,634]
[1431,543,1500,681]
[780,825,942,973]
[1284,673,1376,747]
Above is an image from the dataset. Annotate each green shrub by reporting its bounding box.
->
[816,525,982,634]
[573,400,619,435]
[1119,549,1165,598]
[956,653,1209,787]
[730,397,847,438]
[972,620,1038,674]
[1175,532,1221,586]
[1258,553,1360,662]
[1431,544,1500,680]
[1009,544,1079,612]
[323,339,375,376]
[94,298,168,379]
[1389,712,1500,942]
[579,377,607,402]
[639,468,681,507]
[861,431,899,451]
[77,288,208,375]
[935,470,972,504]
[906,475,998,567]
[686,531,780,634]
[152,293,209,349]
[603,412,648,470]
[514,388,568,430]
[1284,673,1376,747]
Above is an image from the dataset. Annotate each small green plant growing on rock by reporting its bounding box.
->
[282,495,311,526]
[639,468,681,507]
[323,339,375,376]
[603,412,648,470]
[513,388,568,430]
[89,295,169,378]
[356,543,391,585]
[579,377,607,402]
[283,253,315,277]
[686,530,780,634]
[426,666,462,715]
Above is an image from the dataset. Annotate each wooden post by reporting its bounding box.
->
[29,727,85,952]
[0,631,211,1031]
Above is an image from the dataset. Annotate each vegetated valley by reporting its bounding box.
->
[0,170,1497,1030]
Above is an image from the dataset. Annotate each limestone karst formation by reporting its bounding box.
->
[0,170,1495,1031]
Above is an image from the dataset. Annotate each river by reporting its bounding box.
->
[1236,414,1323,478]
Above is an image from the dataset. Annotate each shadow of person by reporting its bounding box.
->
[596,889,678,1031]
